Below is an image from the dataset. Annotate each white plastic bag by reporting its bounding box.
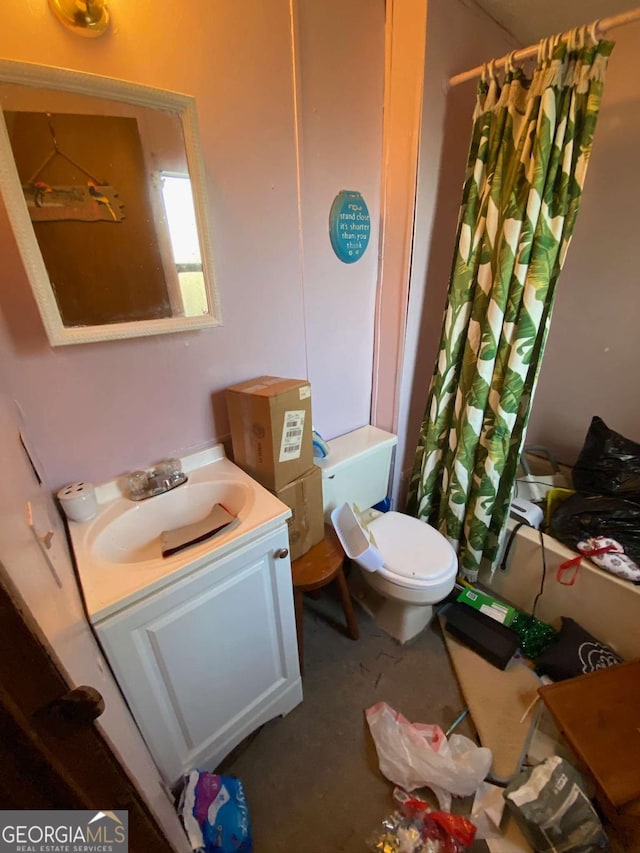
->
[365,702,492,811]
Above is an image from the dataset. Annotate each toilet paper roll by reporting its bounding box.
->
[57,482,98,522]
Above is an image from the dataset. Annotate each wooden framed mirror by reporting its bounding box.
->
[0,60,221,345]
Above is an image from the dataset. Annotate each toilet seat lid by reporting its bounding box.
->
[368,512,457,588]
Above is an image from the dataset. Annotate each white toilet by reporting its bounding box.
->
[319,426,458,643]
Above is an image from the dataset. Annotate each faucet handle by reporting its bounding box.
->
[127,459,185,500]
[127,470,149,499]
[155,458,182,480]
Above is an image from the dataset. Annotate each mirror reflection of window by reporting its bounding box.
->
[160,172,207,317]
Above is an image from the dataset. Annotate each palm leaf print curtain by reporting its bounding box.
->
[407,28,614,581]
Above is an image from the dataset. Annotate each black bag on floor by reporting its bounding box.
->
[550,491,640,564]
[573,416,640,503]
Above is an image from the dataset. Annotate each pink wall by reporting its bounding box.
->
[525,21,640,463]
[294,0,385,441]
[0,0,384,491]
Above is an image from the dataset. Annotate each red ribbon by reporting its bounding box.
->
[556,543,618,586]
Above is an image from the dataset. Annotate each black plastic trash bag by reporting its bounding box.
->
[573,416,640,503]
[550,492,640,564]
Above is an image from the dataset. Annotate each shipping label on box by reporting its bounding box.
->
[275,465,324,561]
[226,376,313,491]
[279,410,306,462]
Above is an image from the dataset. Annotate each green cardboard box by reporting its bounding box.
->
[456,588,516,626]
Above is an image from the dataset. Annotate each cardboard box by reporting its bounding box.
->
[456,588,517,626]
[275,465,324,561]
[226,376,313,491]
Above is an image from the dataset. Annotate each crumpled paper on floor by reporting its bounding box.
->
[471,781,506,839]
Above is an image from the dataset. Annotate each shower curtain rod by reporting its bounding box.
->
[449,5,640,88]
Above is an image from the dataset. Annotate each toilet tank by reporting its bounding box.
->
[319,426,398,521]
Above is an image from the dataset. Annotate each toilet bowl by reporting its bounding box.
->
[331,501,458,643]
[319,425,459,643]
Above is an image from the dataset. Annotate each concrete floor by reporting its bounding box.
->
[220,588,485,853]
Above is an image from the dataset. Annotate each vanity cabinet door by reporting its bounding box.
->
[96,525,302,783]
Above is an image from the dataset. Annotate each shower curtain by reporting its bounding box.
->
[407,28,614,580]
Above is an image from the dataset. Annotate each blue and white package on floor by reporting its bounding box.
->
[179,770,252,853]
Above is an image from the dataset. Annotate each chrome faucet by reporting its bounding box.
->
[127,458,188,501]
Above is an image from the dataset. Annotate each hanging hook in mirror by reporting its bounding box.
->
[27,113,103,186]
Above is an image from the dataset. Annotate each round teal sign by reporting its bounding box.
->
[329,190,371,263]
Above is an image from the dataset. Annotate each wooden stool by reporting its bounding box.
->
[291,524,359,674]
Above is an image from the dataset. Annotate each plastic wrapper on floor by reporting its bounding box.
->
[368,789,476,853]
[365,701,492,811]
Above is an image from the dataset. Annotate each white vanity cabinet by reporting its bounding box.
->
[96,523,302,783]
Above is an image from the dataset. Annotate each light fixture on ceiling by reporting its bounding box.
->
[47,0,110,38]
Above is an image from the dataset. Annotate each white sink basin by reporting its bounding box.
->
[90,480,252,565]
[66,447,292,622]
